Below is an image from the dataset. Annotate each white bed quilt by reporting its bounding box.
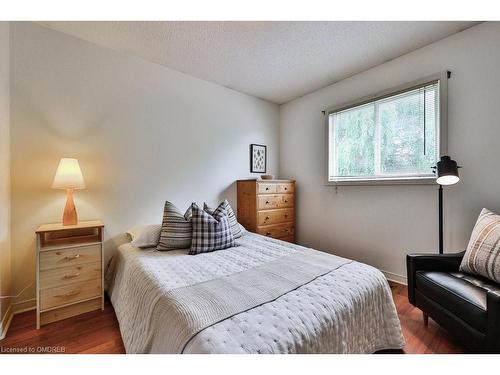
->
[108,233,405,353]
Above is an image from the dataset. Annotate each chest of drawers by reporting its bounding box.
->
[35,220,104,328]
[237,179,295,243]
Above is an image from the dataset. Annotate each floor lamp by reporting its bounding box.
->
[432,155,461,254]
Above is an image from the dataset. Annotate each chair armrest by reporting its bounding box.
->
[487,290,500,352]
[406,251,465,305]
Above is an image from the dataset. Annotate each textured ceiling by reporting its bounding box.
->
[38,21,479,104]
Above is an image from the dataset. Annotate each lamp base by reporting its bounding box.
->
[62,188,78,226]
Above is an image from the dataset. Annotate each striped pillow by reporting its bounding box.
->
[190,202,235,255]
[156,201,193,251]
[460,208,500,283]
[203,200,242,239]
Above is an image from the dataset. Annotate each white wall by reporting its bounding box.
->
[280,22,500,282]
[0,22,12,333]
[10,22,280,309]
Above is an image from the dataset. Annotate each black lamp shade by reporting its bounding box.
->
[436,155,460,185]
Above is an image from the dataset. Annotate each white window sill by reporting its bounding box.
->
[325,177,437,186]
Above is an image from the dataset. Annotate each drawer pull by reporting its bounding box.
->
[63,273,80,279]
[265,216,270,220]
[284,214,288,218]
[284,199,288,203]
[266,232,271,236]
[64,254,81,260]
[284,228,289,233]
[265,187,270,191]
[284,187,288,191]
[265,200,270,204]
[55,289,81,298]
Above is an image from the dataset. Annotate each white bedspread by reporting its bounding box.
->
[107,232,405,353]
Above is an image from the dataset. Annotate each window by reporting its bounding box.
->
[326,74,447,184]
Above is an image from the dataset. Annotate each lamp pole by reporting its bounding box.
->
[438,185,443,254]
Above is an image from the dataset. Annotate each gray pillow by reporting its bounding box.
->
[156,201,193,251]
[203,200,242,239]
[460,208,500,283]
[190,202,235,255]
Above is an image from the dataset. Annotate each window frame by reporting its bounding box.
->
[324,71,448,186]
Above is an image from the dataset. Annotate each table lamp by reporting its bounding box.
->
[432,155,461,254]
[52,158,86,226]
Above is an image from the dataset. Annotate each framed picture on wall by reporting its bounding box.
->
[250,144,267,173]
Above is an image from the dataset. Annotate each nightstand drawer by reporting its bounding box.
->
[40,244,101,271]
[40,278,101,310]
[40,261,102,290]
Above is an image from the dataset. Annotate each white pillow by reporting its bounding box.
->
[127,224,162,248]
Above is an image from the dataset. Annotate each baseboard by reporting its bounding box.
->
[13,298,36,314]
[382,270,407,285]
[0,304,13,341]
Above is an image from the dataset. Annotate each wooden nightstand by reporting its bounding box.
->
[35,220,104,329]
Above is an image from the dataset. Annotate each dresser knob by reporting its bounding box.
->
[266,232,271,236]
[284,229,289,233]
[284,200,288,203]
[284,187,288,190]
[265,216,270,220]
[284,214,288,218]
[265,187,269,191]
[265,200,269,204]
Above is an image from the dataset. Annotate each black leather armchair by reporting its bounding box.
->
[407,251,500,353]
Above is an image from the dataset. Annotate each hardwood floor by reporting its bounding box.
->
[0,284,464,354]
[388,282,463,354]
[0,298,125,354]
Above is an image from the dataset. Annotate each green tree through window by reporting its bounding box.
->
[328,82,439,182]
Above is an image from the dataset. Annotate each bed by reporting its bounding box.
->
[107,231,405,353]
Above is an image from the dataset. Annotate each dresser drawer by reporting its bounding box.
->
[277,194,294,208]
[277,182,294,194]
[257,194,280,210]
[257,208,294,226]
[40,261,102,290]
[257,194,294,210]
[40,278,102,310]
[257,222,295,239]
[257,183,277,194]
[40,244,101,271]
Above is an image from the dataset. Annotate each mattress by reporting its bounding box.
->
[107,232,405,353]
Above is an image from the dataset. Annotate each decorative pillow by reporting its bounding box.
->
[460,208,500,283]
[156,201,193,251]
[190,202,235,255]
[203,200,242,239]
[127,224,162,248]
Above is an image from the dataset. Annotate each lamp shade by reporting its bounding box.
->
[52,158,86,189]
[435,155,460,186]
